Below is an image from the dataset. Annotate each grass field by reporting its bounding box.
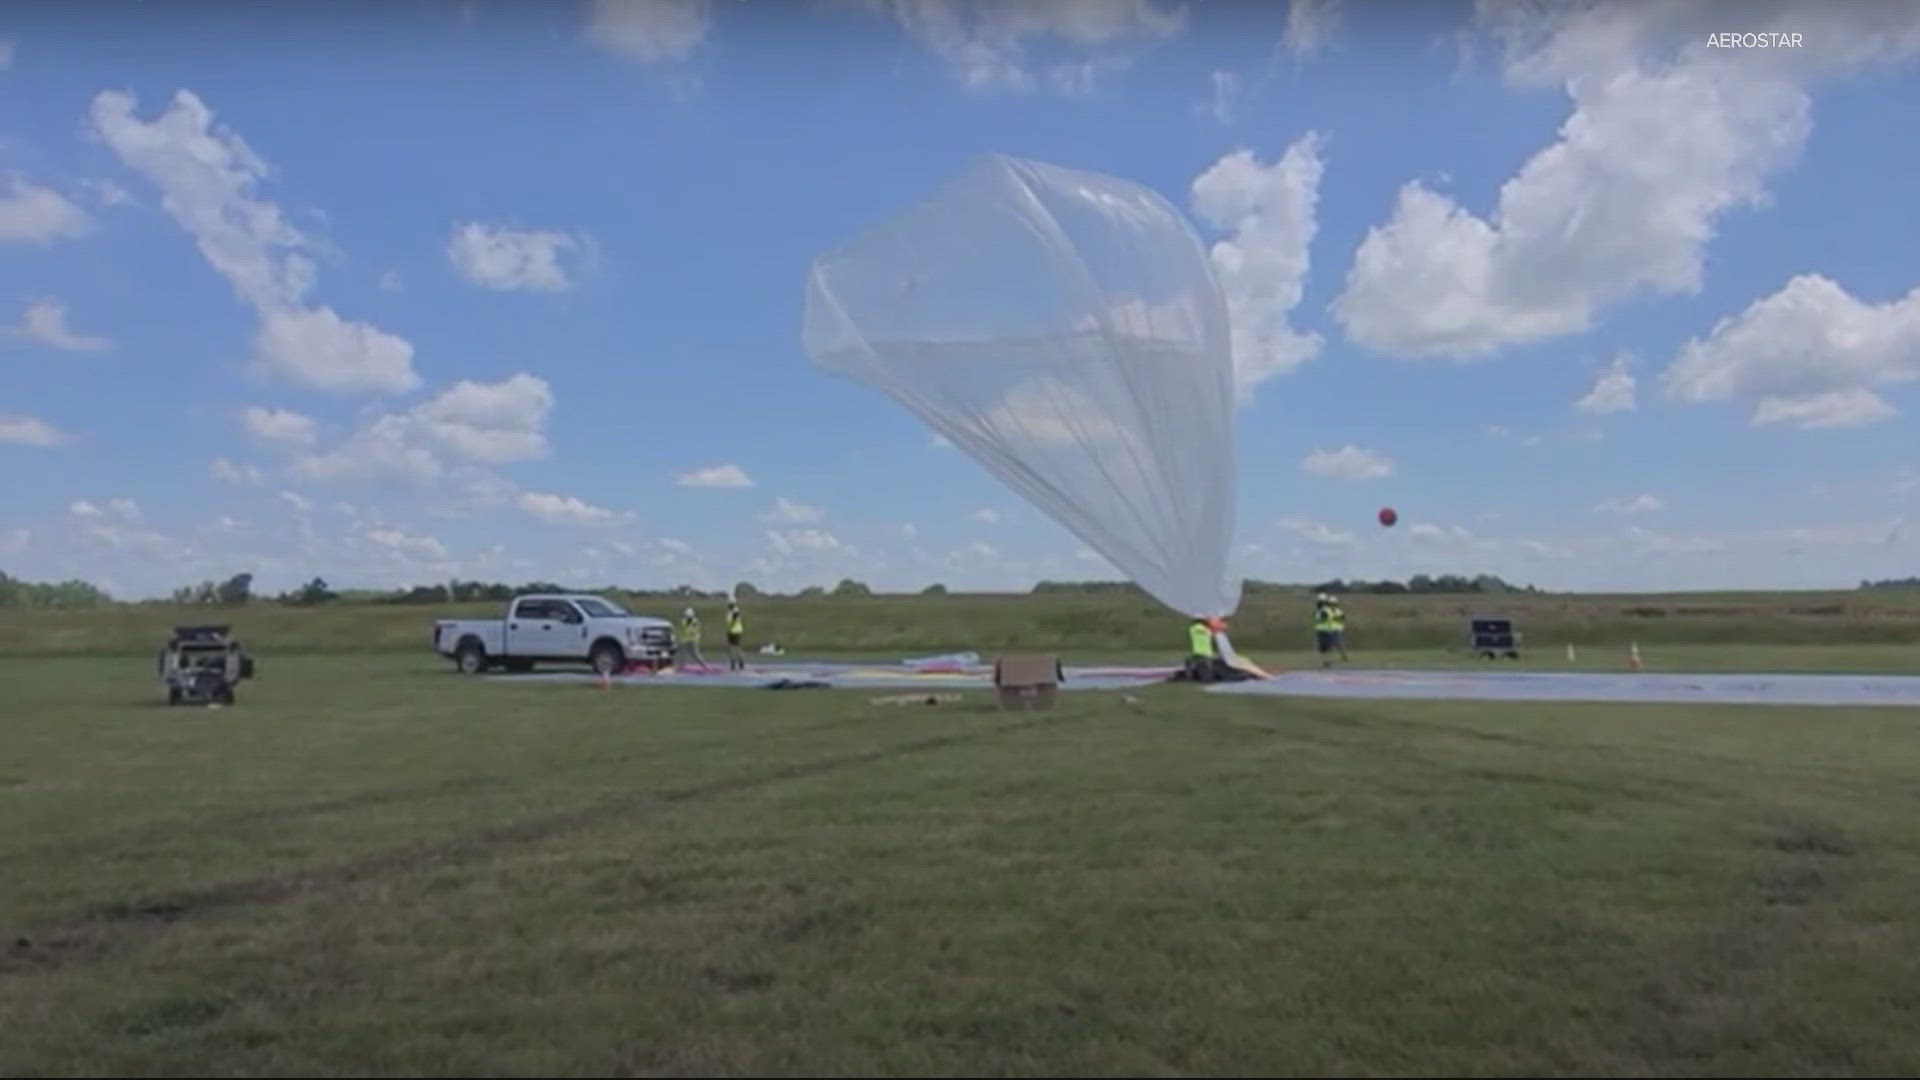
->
[5,636,1920,1075]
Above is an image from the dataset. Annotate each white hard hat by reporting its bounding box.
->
[683,607,694,618]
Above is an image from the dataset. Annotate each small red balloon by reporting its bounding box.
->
[1378,507,1398,527]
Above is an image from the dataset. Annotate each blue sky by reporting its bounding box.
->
[1,0,1916,599]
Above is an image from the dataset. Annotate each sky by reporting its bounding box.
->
[1,0,1917,600]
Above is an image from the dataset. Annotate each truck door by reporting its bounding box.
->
[507,599,585,657]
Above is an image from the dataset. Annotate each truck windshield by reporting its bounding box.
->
[573,598,629,617]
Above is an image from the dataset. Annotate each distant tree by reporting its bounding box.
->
[797,585,826,599]
[734,581,761,600]
[285,576,336,606]
[833,578,872,598]
[920,583,948,596]
[214,573,253,605]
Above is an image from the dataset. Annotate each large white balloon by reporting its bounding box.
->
[803,153,1241,618]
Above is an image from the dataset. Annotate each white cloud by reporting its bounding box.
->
[897,522,919,538]
[1333,1,1920,360]
[446,222,590,293]
[656,537,692,553]
[0,414,68,446]
[0,37,13,69]
[1191,133,1326,401]
[1278,515,1355,546]
[1753,389,1896,430]
[973,508,1001,524]
[251,306,419,395]
[379,269,403,292]
[410,373,553,464]
[1484,424,1512,438]
[867,0,1184,94]
[242,405,318,446]
[1576,355,1637,414]
[294,414,442,483]
[69,500,102,518]
[90,89,420,395]
[2,299,112,352]
[518,491,630,527]
[280,490,315,514]
[0,173,91,244]
[1302,445,1394,480]
[1661,275,1920,429]
[290,373,552,482]
[766,528,850,556]
[211,458,264,485]
[1595,494,1665,515]
[762,497,825,524]
[365,526,447,560]
[586,0,711,62]
[677,463,754,488]
[107,498,140,520]
[1204,70,1240,124]
[930,433,953,449]
[1281,0,1339,58]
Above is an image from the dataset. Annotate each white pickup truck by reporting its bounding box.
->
[433,593,676,676]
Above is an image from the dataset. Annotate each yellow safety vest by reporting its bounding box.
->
[1327,605,1345,632]
[1313,606,1336,632]
[682,617,700,641]
[728,611,743,635]
[1189,622,1215,657]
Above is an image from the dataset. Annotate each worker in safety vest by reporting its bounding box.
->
[679,607,707,669]
[1313,593,1349,668]
[1187,616,1218,682]
[725,600,746,672]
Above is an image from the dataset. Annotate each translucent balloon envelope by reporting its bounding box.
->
[803,153,1241,618]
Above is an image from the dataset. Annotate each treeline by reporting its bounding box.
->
[0,570,114,609]
[1861,576,1920,591]
[1031,573,1542,596]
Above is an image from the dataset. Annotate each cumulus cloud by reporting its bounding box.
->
[865,0,1184,94]
[1334,0,1920,360]
[365,526,447,560]
[1281,0,1340,58]
[762,497,825,524]
[586,0,711,62]
[1576,355,1637,414]
[973,508,1001,524]
[290,373,553,482]
[251,306,417,394]
[677,463,754,488]
[1278,515,1355,546]
[446,222,591,293]
[0,173,91,244]
[1,299,112,352]
[242,405,318,446]
[1302,445,1394,480]
[89,89,420,394]
[1662,275,1920,429]
[0,414,68,446]
[280,490,315,514]
[211,458,264,485]
[1190,133,1325,400]
[1595,493,1665,514]
[766,528,851,556]
[518,490,631,526]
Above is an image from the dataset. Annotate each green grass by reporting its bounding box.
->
[5,586,1919,657]
[5,649,1920,1075]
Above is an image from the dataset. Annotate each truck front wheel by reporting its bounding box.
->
[589,642,626,677]
[455,641,488,675]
